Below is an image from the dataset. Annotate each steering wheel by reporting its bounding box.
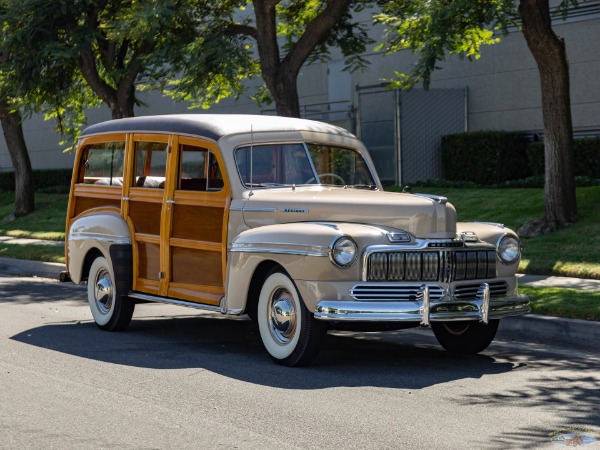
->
[305,173,346,185]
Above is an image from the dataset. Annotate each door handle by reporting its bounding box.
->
[166,199,175,204]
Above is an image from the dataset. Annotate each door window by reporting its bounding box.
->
[178,144,223,191]
[134,141,168,188]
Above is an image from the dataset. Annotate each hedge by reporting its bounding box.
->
[0,169,73,192]
[441,131,532,185]
[442,132,600,185]
[527,138,600,179]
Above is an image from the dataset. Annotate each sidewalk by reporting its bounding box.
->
[0,246,599,354]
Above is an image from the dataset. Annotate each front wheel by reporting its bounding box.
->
[257,269,326,366]
[431,320,499,354]
[87,256,135,331]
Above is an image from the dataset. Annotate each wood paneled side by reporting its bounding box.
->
[171,205,224,243]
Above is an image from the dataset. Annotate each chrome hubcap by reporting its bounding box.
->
[94,268,113,315]
[268,288,297,345]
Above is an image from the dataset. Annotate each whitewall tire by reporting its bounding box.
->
[257,269,326,366]
[87,256,134,331]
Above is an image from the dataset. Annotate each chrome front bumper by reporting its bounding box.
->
[314,283,530,325]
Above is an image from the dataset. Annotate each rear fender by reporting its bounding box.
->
[67,212,132,284]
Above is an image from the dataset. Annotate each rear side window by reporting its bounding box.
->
[78,142,126,186]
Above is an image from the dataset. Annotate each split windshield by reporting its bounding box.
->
[235,143,376,188]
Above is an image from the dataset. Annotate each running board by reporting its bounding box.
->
[128,292,225,313]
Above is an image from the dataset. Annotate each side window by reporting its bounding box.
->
[178,144,223,191]
[134,141,168,189]
[78,142,125,186]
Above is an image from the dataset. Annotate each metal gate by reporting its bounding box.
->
[356,85,467,186]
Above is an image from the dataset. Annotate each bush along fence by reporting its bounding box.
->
[0,169,72,193]
[441,131,600,185]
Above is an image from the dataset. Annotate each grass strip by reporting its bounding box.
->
[520,285,600,321]
[0,191,67,240]
[0,243,65,263]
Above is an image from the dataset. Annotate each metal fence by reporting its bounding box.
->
[356,85,466,186]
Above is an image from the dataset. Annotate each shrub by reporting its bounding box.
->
[527,137,600,179]
[0,169,72,192]
[441,131,531,185]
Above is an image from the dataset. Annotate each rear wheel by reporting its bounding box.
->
[432,320,499,354]
[257,269,326,366]
[87,256,135,331]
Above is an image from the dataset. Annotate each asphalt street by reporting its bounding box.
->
[1,274,599,449]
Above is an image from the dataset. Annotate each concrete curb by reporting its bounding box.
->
[1,257,599,353]
[0,257,65,280]
[498,314,600,353]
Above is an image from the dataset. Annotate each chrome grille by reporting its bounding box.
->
[350,281,508,302]
[366,249,496,282]
[351,284,445,302]
[454,281,509,300]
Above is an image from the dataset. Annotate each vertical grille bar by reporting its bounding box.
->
[466,252,478,279]
[455,251,466,281]
[405,252,422,280]
[422,252,439,280]
[486,251,497,278]
[369,253,388,281]
[476,251,488,278]
[388,252,405,280]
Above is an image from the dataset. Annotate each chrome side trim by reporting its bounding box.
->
[414,193,448,204]
[129,292,225,313]
[229,241,329,257]
[473,221,505,229]
[69,231,131,244]
[314,294,529,322]
[229,205,244,211]
[242,207,278,213]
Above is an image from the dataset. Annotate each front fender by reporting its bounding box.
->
[224,222,393,313]
[67,211,132,284]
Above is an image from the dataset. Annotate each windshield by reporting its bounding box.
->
[235,143,376,188]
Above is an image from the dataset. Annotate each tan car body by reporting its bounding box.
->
[64,114,529,362]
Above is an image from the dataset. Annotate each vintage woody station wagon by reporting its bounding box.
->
[62,114,530,366]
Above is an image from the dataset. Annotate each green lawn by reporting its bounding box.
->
[520,285,600,321]
[0,188,598,321]
[0,191,67,240]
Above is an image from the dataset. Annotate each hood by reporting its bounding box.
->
[240,186,457,239]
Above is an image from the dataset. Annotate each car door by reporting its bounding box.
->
[122,134,172,296]
[162,135,230,305]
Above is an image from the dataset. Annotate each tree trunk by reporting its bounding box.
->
[77,52,136,119]
[272,73,301,118]
[0,100,35,217]
[519,0,577,235]
[252,0,352,118]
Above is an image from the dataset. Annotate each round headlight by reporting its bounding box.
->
[330,236,358,268]
[497,235,521,264]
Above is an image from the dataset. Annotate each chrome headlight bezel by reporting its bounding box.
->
[497,234,521,265]
[329,235,358,268]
